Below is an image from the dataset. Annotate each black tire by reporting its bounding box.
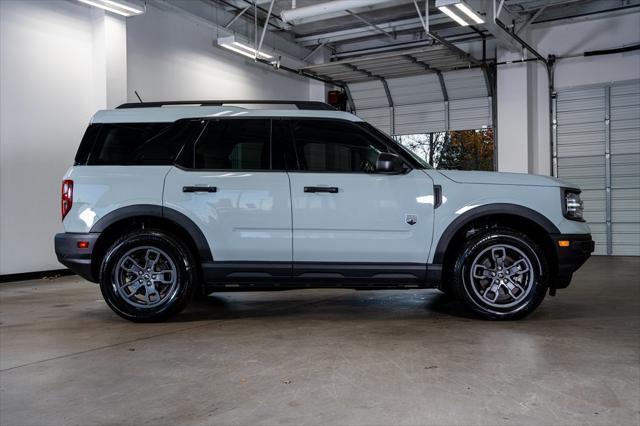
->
[452,227,549,320]
[99,229,197,322]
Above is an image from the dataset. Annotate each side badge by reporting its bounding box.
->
[406,214,418,225]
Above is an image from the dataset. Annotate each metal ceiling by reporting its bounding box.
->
[300,44,474,83]
[215,0,640,54]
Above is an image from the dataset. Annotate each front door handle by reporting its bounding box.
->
[304,186,339,194]
[183,186,217,193]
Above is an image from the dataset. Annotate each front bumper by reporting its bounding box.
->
[54,233,100,282]
[550,234,594,289]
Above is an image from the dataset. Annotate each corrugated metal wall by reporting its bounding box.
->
[610,81,640,256]
[349,68,492,135]
[555,80,640,256]
[348,80,392,135]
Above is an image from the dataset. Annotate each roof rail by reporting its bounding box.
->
[116,100,336,111]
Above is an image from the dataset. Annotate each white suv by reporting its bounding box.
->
[55,100,593,322]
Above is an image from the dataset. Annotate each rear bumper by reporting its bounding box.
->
[54,233,100,282]
[550,234,594,289]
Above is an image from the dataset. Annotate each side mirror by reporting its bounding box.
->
[376,152,405,174]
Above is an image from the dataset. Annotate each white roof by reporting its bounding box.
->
[91,106,362,124]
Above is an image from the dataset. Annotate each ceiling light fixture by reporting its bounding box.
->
[435,0,484,27]
[76,0,144,17]
[454,2,485,24]
[217,36,273,60]
[438,6,469,26]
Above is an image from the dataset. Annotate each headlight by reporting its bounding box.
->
[563,189,584,221]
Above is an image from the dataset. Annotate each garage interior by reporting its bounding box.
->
[1,0,639,425]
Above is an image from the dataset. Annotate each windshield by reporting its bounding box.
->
[357,122,431,169]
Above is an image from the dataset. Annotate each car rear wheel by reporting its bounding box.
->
[99,229,196,322]
[452,228,548,320]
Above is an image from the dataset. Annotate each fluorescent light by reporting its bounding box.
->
[438,6,469,26]
[102,0,143,14]
[455,3,484,24]
[232,42,273,59]
[77,0,144,17]
[220,43,257,59]
[217,36,273,60]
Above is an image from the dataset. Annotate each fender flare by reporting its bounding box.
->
[432,203,560,264]
[90,204,213,261]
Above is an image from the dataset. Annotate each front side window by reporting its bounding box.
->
[193,119,270,170]
[291,120,388,173]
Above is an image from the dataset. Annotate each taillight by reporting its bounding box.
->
[61,179,73,220]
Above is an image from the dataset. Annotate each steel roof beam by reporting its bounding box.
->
[346,10,395,40]
[294,16,452,45]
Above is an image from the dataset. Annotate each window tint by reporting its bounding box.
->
[194,120,270,170]
[86,123,170,165]
[291,120,388,173]
[133,120,205,165]
[74,124,101,165]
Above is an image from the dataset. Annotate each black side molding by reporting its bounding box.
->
[432,203,560,264]
[90,204,213,262]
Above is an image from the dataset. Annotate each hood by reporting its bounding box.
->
[438,170,577,188]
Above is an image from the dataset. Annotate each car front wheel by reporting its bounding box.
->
[452,228,549,320]
[99,229,196,322]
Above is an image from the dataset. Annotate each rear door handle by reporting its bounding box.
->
[183,186,217,193]
[304,186,339,194]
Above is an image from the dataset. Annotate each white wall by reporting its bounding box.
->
[496,12,640,175]
[126,4,310,102]
[0,0,312,275]
[0,0,126,275]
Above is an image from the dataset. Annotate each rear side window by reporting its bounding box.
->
[75,121,204,165]
[132,120,205,165]
[87,123,170,165]
[193,119,271,170]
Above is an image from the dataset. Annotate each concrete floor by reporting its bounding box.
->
[0,257,638,426]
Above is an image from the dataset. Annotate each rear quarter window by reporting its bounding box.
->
[75,120,204,166]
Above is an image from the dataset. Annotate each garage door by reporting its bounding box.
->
[349,68,492,135]
[555,80,640,256]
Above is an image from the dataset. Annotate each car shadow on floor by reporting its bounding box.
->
[169,290,478,323]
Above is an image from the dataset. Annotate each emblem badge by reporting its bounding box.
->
[406,214,418,225]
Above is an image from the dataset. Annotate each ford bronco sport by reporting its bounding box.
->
[55,100,594,322]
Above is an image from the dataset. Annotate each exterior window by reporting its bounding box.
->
[133,120,205,165]
[394,128,494,171]
[85,123,170,165]
[194,119,270,170]
[291,120,388,173]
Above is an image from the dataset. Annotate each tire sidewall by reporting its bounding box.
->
[99,230,195,322]
[454,229,548,320]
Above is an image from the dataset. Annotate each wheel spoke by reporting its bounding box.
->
[504,279,525,299]
[508,259,530,276]
[121,256,144,273]
[472,264,492,279]
[144,284,161,304]
[127,283,145,299]
[483,281,501,303]
[152,270,174,284]
[491,247,506,267]
[144,249,161,270]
